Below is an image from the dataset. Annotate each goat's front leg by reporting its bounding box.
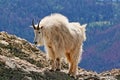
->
[50,59,56,71]
[46,46,56,71]
[56,58,61,71]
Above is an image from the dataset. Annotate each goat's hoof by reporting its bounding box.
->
[56,69,60,71]
[49,69,54,72]
[70,75,77,79]
[69,74,77,79]
[67,73,71,76]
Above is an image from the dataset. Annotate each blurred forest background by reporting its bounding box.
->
[0,0,120,73]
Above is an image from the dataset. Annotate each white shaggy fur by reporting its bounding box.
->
[32,13,86,78]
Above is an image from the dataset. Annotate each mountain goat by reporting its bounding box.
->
[32,13,86,78]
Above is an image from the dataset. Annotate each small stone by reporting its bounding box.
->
[22,76,32,80]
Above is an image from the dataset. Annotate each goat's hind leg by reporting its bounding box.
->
[66,49,81,79]
[65,52,73,75]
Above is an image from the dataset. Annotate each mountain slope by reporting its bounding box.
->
[0,31,120,80]
[0,0,120,72]
[81,24,120,72]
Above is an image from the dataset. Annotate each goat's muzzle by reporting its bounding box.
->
[34,42,37,45]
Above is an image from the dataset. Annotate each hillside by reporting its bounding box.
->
[0,0,120,73]
[80,24,120,72]
[0,32,120,80]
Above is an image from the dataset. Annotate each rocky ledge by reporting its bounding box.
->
[0,31,119,80]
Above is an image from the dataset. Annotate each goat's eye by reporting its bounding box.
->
[38,32,40,34]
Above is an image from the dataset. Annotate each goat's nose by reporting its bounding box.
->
[34,42,37,45]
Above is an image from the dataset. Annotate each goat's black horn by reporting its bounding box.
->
[32,19,36,29]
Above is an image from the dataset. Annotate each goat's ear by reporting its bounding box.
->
[36,23,40,30]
